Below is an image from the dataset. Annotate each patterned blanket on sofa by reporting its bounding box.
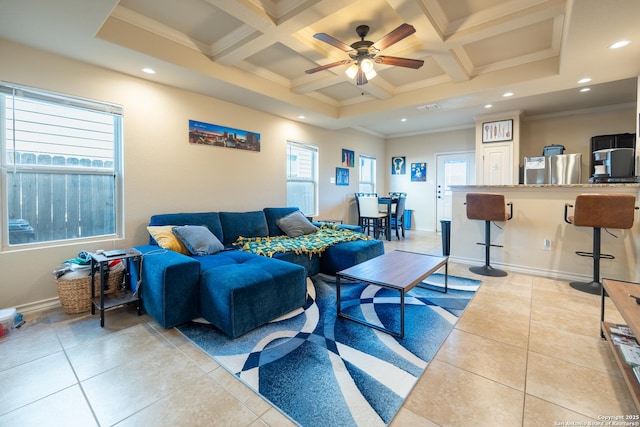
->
[233,223,370,258]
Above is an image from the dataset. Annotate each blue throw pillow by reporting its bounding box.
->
[172,225,224,256]
[219,211,269,245]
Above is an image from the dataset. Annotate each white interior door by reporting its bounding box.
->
[436,151,475,231]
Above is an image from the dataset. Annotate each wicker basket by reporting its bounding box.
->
[56,268,125,314]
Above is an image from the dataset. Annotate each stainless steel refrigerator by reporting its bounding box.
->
[524,153,582,184]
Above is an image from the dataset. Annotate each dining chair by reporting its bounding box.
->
[389,194,406,239]
[386,192,406,214]
[355,192,377,231]
[377,197,392,240]
[355,193,388,239]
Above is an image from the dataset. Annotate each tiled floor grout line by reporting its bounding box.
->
[2,230,635,426]
[521,275,534,426]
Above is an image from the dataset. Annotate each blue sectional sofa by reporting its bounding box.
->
[133,207,384,338]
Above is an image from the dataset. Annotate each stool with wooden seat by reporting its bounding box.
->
[564,193,638,295]
[466,193,513,277]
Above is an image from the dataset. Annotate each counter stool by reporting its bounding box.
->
[466,193,513,277]
[564,194,638,295]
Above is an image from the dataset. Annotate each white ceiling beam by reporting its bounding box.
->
[384,0,471,82]
[444,0,566,47]
[207,0,357,65]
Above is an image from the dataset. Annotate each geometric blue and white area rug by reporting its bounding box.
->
[177,273,480,427]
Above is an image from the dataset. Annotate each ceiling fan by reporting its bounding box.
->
[305,23,424,86]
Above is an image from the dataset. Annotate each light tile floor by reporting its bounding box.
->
[1,230,637,426]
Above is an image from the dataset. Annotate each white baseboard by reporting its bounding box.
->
[14,297,61,315]
[448,256,591,283]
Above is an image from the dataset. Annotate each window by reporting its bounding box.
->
[359,155,376,193]
[1,83,123,246]
[286,141,318,216]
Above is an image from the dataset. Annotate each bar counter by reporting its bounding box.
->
[450,184,640,282]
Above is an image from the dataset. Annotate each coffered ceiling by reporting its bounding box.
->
[1,0,639,137]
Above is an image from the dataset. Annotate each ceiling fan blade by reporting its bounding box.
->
[356,67,368,86]
[372,23,416,51]
[305,60,351,74]
[375,56,424,69]
[313,33,353,52]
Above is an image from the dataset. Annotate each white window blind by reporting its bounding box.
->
[1,82,123,246]
[286,141,318,216]
[359,155,376,193]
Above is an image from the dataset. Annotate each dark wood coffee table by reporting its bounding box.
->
[336,250,448,338]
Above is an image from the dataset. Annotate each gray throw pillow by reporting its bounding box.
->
[276,210,318,238]
[172,225,224,255]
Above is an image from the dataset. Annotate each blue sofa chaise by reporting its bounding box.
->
[133,207,384,338]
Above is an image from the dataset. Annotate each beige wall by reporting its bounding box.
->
[0,40,384,310]
[386,107,637,232]
[520,106,636,181]
[451,185,640,283]
[385,128,476,231]
[1,39,637,311]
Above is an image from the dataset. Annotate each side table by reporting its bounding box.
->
[90,249,143,327]
[601,278,640,411]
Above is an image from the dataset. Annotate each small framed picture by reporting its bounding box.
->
[411,163,426,181]
[341,149,354,167]
[482,119,513,143]
[336,167,349,186]
[391,156,406,175]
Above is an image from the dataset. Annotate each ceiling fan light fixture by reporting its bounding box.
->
[310,23,420,86]
[364,67,377,80]
[360,58,377,80]
[360,58,374,73]
[345,63,358,79]
[346,60,376,85]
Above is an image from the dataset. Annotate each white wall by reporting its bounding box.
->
[0,40,384,310]
[385,128,476,231]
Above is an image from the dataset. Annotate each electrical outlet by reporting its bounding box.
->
[543,239,552,251]
[330,177,335,184]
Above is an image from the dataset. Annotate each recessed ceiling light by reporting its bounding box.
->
[578,77,591,84]
[142,67,156,74]
[298,115,305,119]
[401,118,407,122]
[484,104,493,109]
[609,40,630,49]
[580,87,591,92]
[503,92,514,97]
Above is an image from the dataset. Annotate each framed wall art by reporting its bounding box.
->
[341,149,355,167]
[189,119,261,151]
[411,163,427,181]
[391,156,406,175]
[482,119,513,143]
[336,167,349,186]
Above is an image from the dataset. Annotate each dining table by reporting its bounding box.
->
[377,196,397,241]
